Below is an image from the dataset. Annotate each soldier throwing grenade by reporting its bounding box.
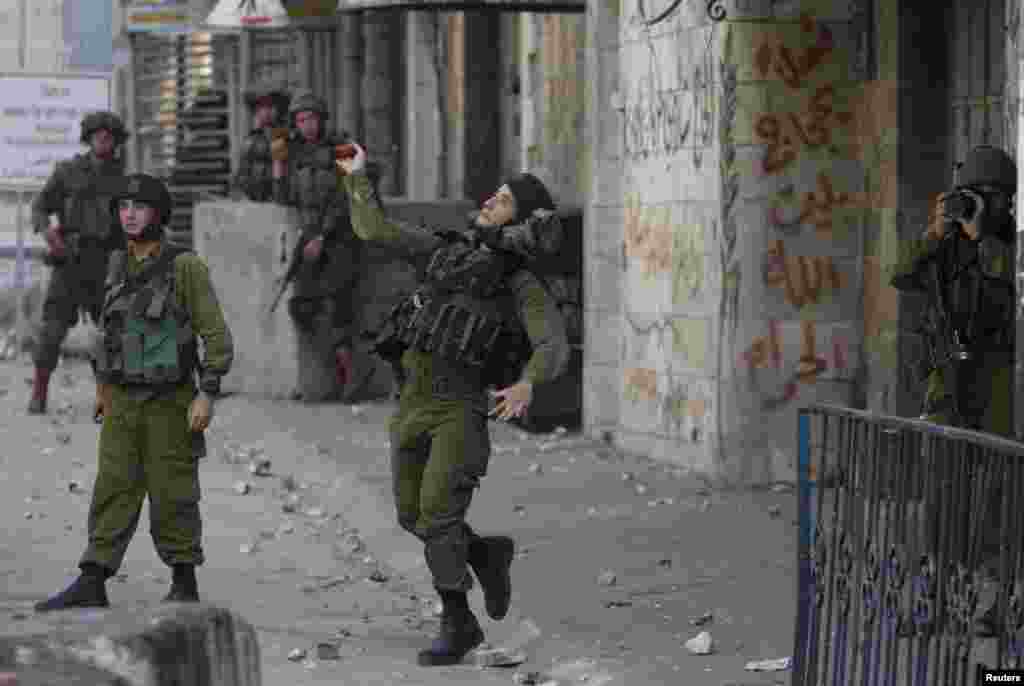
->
[28,111,129,415]
[338,143,570,666]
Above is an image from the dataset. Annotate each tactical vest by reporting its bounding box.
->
[238,129,274,201]
[62,154,125,241]
[375,236,531,384]
[291,137,348,231]
[934,235,1015,357]
[93,245,198,386]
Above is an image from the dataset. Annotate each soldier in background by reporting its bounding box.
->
[272,90,367,402]
[28,111,129,415]
[233,82,290,202]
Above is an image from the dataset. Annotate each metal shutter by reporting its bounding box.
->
[250,27,302,88]
[131,32,239,246]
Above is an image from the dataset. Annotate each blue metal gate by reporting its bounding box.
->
[794,404,1024,685]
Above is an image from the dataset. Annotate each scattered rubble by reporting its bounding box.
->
[472,646,527,668]
[685,631,714,655]
[315,643,341,661]
[768,505,782,518]
[690,611,713,627]
[287,648,307,662]
[248,458,272,477]
[597,570,617,587]
[67,480,81,493]
[528,462,543,475]
[367,570,389,583]
[55,431,71,445]
[745,656,792,671]
[232,481,251,495]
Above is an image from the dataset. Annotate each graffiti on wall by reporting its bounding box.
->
[621,2,718,165]
[741,319,851,411]
[763,239,843,308]
[624,192,707,301]
[742,13,863,410]
[623,365,711,443]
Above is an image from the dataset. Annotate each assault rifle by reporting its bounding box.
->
[265,234,322,318]
[923,234,979,428]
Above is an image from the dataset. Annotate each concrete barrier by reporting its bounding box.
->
[0,604,260,686]
[192,198,474,401]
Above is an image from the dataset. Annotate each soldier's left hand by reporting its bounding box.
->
[189,393,213,432]
[489,381,534,421]
[303,237,323,262]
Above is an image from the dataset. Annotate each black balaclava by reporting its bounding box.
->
[504,173,556,226]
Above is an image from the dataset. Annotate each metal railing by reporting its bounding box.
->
[793,404,1024,686]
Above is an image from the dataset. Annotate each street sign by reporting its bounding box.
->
[336,0,582,11]
[205,0,291,28]
[125,0,193,33]
[0,73,112,189]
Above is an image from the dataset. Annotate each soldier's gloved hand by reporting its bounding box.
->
[189,392,213,432]
[335,347,353,388]
[44,224,66,258]
[335,142,366,176]
[303,236,323,262]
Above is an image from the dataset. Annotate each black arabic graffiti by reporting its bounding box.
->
[636,0,727,27]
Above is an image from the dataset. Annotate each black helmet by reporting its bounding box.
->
[111,174,173,227]
[244,81,291,113]
[288,89,328,126]
[958,146,1017,193]
[80,110,128,145]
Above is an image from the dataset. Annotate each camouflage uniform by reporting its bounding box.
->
[233,83,290,202]
[891,147,1016,435]
[891,146,1016,634]
[29,111,128,413]
[342,169,570,666]
[35,174,234,612]
[274,91,363,401]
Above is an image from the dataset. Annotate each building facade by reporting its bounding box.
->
[118,0,1024,484]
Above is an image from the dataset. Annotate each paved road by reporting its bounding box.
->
[0,357,796,685]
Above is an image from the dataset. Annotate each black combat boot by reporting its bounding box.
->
[417,590,485,667]
[468,535,515,620]
[34,564,110,612]
[163,564,199,603]
[27,367,52,415]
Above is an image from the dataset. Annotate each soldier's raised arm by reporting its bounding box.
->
[340,158,442,267]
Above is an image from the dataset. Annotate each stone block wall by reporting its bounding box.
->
[192,197,474,400]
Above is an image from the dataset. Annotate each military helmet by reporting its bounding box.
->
[288,89,329,125]
[80,110,128,145]
[111,174,173,227]
[958,146,1017,193]
[244,81,291,112]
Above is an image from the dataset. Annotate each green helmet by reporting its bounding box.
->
[288,89,328,126]
[80,110,128,145]
[110,174,173,227]
[958,146,1017,193]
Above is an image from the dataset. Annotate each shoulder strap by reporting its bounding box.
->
[111,244,191,300]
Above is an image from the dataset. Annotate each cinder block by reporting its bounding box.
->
[0,603,260,686]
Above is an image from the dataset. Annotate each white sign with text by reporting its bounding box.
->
[0,73,111,188]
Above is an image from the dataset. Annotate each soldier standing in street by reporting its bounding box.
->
[338,144,570,666]
[233,82,290,202]
[273,89,366,402]
[28,111,129,415]
[35,174,234,611]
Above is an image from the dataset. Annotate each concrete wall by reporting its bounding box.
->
[192,196,475,400]
[585,0,887,484]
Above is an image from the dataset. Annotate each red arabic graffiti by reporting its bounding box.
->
[767,171,855,236]
[754,14,834,90]
[742,319,850,408]
[756,85,854,175]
